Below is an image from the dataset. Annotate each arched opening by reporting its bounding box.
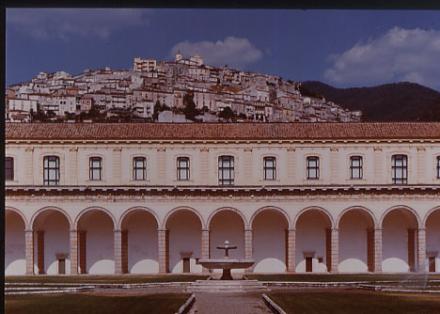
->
[426,209,440,273]
[76,209,115,274]
[166,209,203,273]
[382,208,419,272]
[252,209,288,273]
[338,209,375,273]
[32,210,70,275]
[120,210,158,274]
[295,209,332,273]
[209,210,245,263]
[5,210,26,275]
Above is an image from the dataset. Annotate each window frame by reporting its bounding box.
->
[43,155,60,185]
[89,156,103,181]
[133,156,146,181]
[263,156,277,181]
[391,154,408,185]
[437,156,440,179]
[306,156,320,180]
[176,156,190,181]
[349,155,363,180]
[218,155,235,186]
[5,157,14,181]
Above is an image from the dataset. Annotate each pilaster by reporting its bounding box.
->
[330,228,339,273]
[114,229,122,274]
[287,228,296,272]
[158,229,168,273]
[417,228,426,272]
[201,229,210,273]
[69,229,78,275]
[374,228,383,273]
[244,228,253,273]
[25,230,34,275]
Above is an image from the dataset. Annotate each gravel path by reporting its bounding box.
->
[190,292,272,314]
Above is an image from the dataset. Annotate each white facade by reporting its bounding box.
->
[5,122,440,275]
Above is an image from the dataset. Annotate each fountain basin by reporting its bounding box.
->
[199,259,255,280]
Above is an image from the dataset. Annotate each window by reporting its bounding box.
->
[5,157,14,181]
[177,157,190,181]
[391,154,408,184]
[218,155,234,185]
[307,156,319,180]
[263,156,276,180]
[350,156,363,179]
[43,156,60,185]
[133,157,146,181]
[437,156,440,179]
[89,157,102,181]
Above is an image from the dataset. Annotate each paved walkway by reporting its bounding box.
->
[190,292,272,314]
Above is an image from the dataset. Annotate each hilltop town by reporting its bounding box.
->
[5,53,362,123]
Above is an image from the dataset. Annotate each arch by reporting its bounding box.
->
[30,206,73,230]
[163,206,205,229]
[207,207,248,229]
[250,206,291,229]
[118,206,160,230]
[379,205,422,229]
[336,206,377,229]
[423,206,440,228]
[294,206,334,229]
[74,206,116,230]
[5,206,28,229]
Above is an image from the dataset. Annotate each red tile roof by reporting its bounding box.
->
[5,122,440,141]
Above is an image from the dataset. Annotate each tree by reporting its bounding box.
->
[153,100,161,121]
[183,92,199,121]
[219,106,235,121]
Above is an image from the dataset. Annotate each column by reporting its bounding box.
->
[417,228,426,272]
[69,229,78,275]
[374,228,383,273]
[244,228,253,272]
[158,229,168,273]
[25,230,34,275]
[114,229,122,274]
[201,229,210,273]
[286,229,296,272]
[331,228,339,273]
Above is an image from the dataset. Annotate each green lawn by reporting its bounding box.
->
[5,293,190,314]
[247,273,440,282]
[268,290,440,314]
[5,274,208,284]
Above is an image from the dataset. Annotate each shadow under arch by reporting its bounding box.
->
[249,206,291,229]
[207,207,248,229]
[293,206,335,229]
[423,206,440,228]
[74,206,117,230]
[336,206,377,229]
[379,205,422,229]
[118,206,160,230]
[163,206,205,230]
[30,206,73,230]
[6,206,28,229]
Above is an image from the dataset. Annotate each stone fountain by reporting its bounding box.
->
[198,240,255,280]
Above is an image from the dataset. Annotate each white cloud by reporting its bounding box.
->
[324,27,440,90]
[7,8,149,40]
[170,37,263,68]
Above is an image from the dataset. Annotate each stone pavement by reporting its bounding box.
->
[190,292,272,314]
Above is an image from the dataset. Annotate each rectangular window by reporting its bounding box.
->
[218,155,234,185]
[5,157,14,181]
[43,156,60,185]
[392,154,408,184]
[307,156,319,180]
[437,156,440,179]
[89,157,102,181]
[177,157,190,181]
[263,156,276,180]
[350,156,363,179]
[133,157,146,181]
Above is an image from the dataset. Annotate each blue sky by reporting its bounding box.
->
[6,9,440,90]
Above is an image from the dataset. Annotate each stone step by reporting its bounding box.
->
[188,279,267,293]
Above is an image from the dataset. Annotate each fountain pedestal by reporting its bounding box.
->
[198,240,255,280]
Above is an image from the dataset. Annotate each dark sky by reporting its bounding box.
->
[6,9,440,90]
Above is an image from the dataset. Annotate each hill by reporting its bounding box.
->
[300,81,440,121]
